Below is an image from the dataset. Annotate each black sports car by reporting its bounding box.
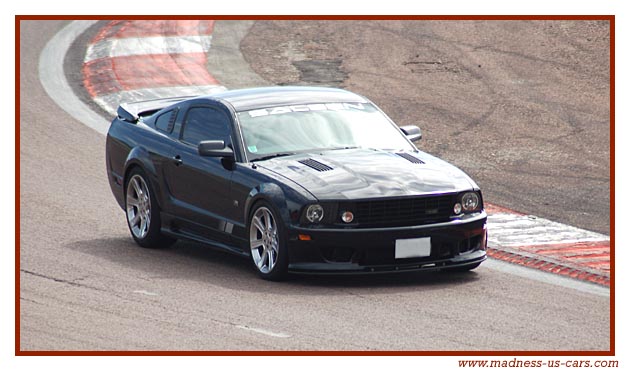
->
[106,86,487,280]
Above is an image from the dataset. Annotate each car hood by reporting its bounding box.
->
[257,149,477,200]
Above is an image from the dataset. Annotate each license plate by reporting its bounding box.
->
[395,237,431,259]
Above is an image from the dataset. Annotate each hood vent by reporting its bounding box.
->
[298,158,333,172]
[396,152,425,164]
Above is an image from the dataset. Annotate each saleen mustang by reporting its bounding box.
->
[106,86,487,280]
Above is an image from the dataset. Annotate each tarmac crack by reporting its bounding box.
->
[19,296,45,305]
[20,269,106,292]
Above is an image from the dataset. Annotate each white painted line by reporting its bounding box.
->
[483,258,609,297]
[133,290,158,296]
[94,85,228,116]
[85,35,214,62]
[235,325,291,338]
[39,21,111,135]
[488,213,609,247]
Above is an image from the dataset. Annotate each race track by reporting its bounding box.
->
[19,20,610,351]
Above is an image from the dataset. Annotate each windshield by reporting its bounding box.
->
[237,102,415,159]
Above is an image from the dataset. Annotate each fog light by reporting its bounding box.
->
[306,204,324,223]
[341,211,354,223]
[454,203,462,214]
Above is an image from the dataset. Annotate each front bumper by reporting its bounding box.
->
[286,212,487,274]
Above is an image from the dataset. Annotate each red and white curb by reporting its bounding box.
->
[82,20,226,116]
[486,204,610,286]
[81,20,611,286]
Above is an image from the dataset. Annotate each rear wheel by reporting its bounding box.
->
[248,202,288,280]
[125,168,175,248]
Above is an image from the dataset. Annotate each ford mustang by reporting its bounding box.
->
[106,86,487,280]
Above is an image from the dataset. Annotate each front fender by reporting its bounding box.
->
[244,183,305,229]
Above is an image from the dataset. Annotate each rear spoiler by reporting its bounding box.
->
[117,96,195,122]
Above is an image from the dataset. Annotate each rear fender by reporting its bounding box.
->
[123,147,165,209]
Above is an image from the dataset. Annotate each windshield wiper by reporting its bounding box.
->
[251,153,296,162]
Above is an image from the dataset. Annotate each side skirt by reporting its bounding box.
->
[160,212,249,258]
[161,227,249,258]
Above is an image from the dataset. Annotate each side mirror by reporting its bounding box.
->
[198,140,234,158]
[400,125,422,142]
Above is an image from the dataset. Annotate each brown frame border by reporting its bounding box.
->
[15,14,615,356]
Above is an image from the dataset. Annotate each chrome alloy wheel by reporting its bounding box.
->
[126,174,151,239]
[249,207,279,274]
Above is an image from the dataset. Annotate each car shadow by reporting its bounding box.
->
[67,237,482,295]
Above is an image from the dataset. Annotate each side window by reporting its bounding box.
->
[155,109,176,133]
[181,107,231,146]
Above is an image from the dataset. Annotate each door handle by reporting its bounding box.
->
[173,155,183,166]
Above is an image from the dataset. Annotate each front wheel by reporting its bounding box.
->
[248,202,288,280]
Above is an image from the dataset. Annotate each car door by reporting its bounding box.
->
[166,104,235,243]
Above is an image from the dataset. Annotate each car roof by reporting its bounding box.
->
[204,86,369,112]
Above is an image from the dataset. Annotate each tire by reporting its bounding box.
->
[441,262,482,273]
[248,201,288,281]
[124,168,176,249]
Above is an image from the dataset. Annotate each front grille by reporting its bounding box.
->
[340,194,455,227]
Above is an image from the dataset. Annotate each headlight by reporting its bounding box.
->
[305,204,324,223]
[461,192,480,212]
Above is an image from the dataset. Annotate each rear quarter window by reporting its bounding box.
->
[155,109,177,133]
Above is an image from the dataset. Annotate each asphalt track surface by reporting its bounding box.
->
[20,20,610,351]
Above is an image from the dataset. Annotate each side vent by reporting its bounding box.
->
[298,158,333,172]
[396,152,425,164]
